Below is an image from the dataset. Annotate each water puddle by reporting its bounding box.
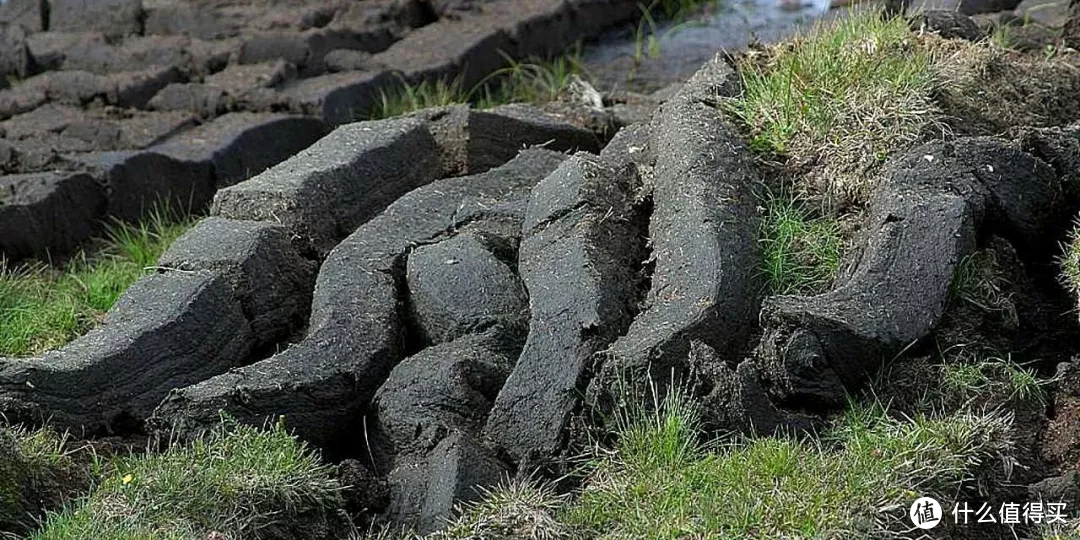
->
[582,0,833,93]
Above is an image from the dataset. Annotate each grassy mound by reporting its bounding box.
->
[389,377,1019,540]
[1,426,85,535]
[731,9,1080,300]
[0,211,189,358]
[31,421,347,540]
[726,11,942,205]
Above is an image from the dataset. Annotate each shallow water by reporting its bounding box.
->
[582,0,833,93]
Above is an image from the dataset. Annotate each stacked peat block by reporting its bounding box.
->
[0,0,644,262]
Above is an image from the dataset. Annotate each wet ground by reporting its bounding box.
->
[581,0,832,93]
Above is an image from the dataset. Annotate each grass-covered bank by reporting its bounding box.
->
[359,354,1040,539]
[5,357,1041,540]
[1,421,350,540]
[30,422,347,540]
[726,7,1080,299]
[727,12,942,205]
[0,211,190,358]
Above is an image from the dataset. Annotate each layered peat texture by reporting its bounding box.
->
[0,0,645,263]
[0,101,600,438]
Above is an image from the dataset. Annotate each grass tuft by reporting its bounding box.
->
[990,24,1017,50]
[941,356,1049,407]
[726,10,942,203]
[434,478,571,540]
[0,209,189,358]
[372,79,467,120]
[369,54,588,120]
[564,392,1013,538]
[1060,219,1080,304]
[759,187,844,296]
[476,55,587,108]
[32,420,346,540]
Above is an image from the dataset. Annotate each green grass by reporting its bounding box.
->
[372,79,466,120]
[8,425,75,473]
[32,420,346,540]
[561,390,1011,539]
[358,360,1037,540]
[369,54,588,120]
[991,23,1017,50]
[725,10,942,202]
[432,479,571,540]
[1060,219,1080,303]
[941,356,1049,406]
[759,188,844,296]
[476,55,587,108]
[1,425,84,536]
[408,386,1011,540]
[0,211,189,358]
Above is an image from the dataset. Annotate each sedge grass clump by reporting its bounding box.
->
[0,210,189,357]
[563,388,1013,539]
[371,79,469,120]
[32,421,346,540]
[726,10,942,204]
[475,54,588,108]
[1060,220,1080,306]
[759,188,844,296]
[941,356,1048,407]
[370,53,589,120]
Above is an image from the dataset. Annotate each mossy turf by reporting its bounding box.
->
[1,426,84,535]
[0,212,189,358]
[30,421,346,540]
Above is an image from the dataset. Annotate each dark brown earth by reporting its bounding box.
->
[0,0,650,263]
